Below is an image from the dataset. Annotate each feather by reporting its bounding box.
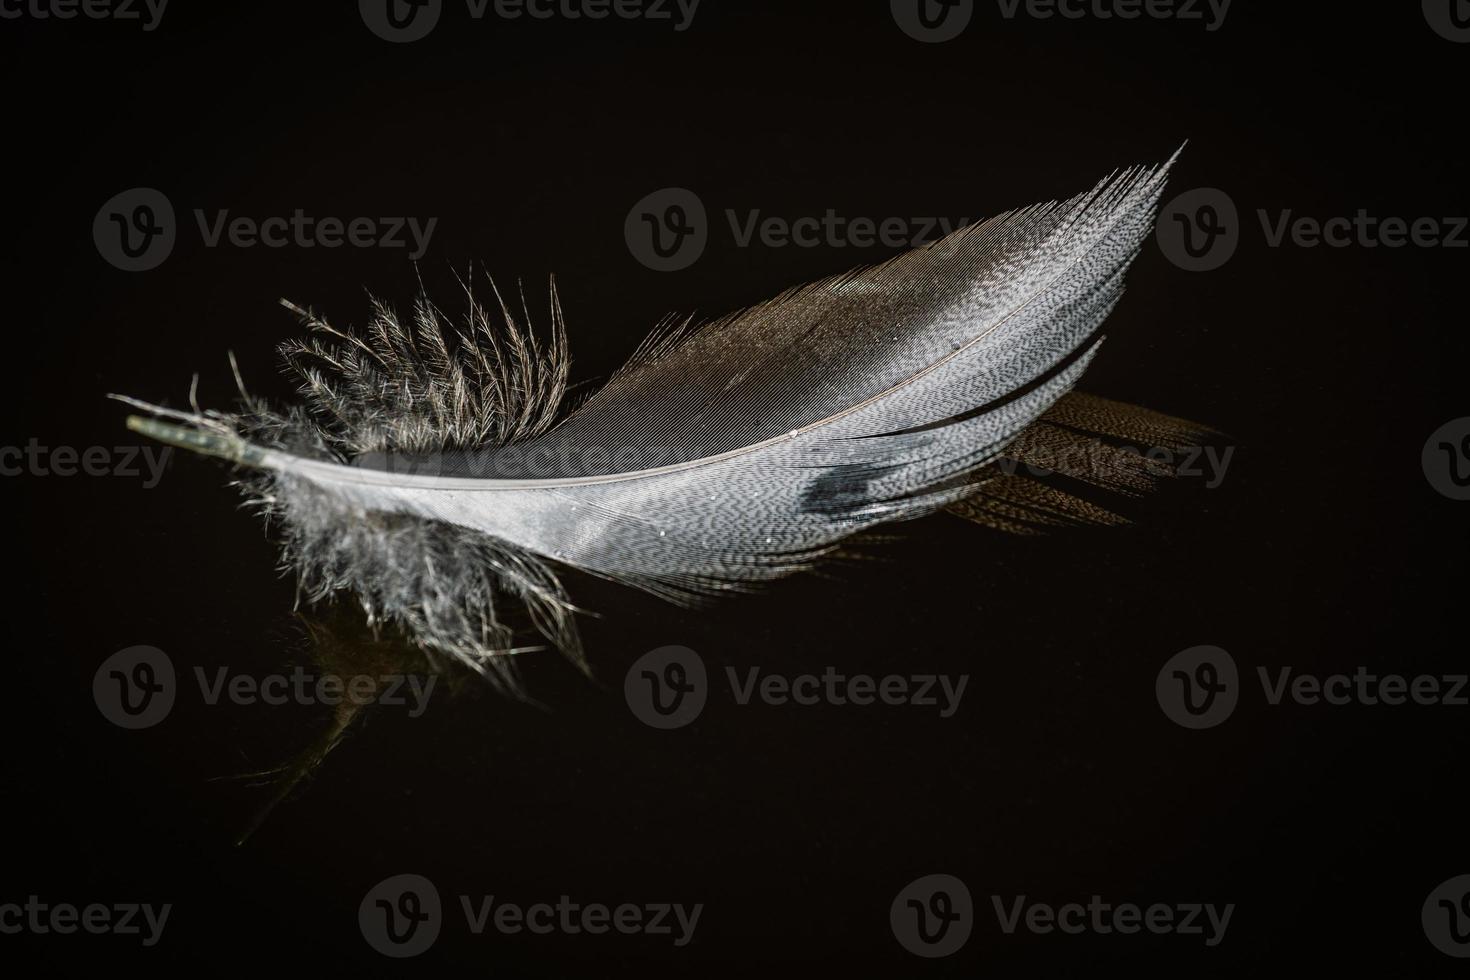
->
[116,153,1191,688]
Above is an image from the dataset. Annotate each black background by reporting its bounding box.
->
[3,0,1466,973]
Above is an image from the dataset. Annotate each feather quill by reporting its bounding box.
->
[118,154,1195,688]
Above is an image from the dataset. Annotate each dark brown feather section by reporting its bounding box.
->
[948,392,1216,534]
